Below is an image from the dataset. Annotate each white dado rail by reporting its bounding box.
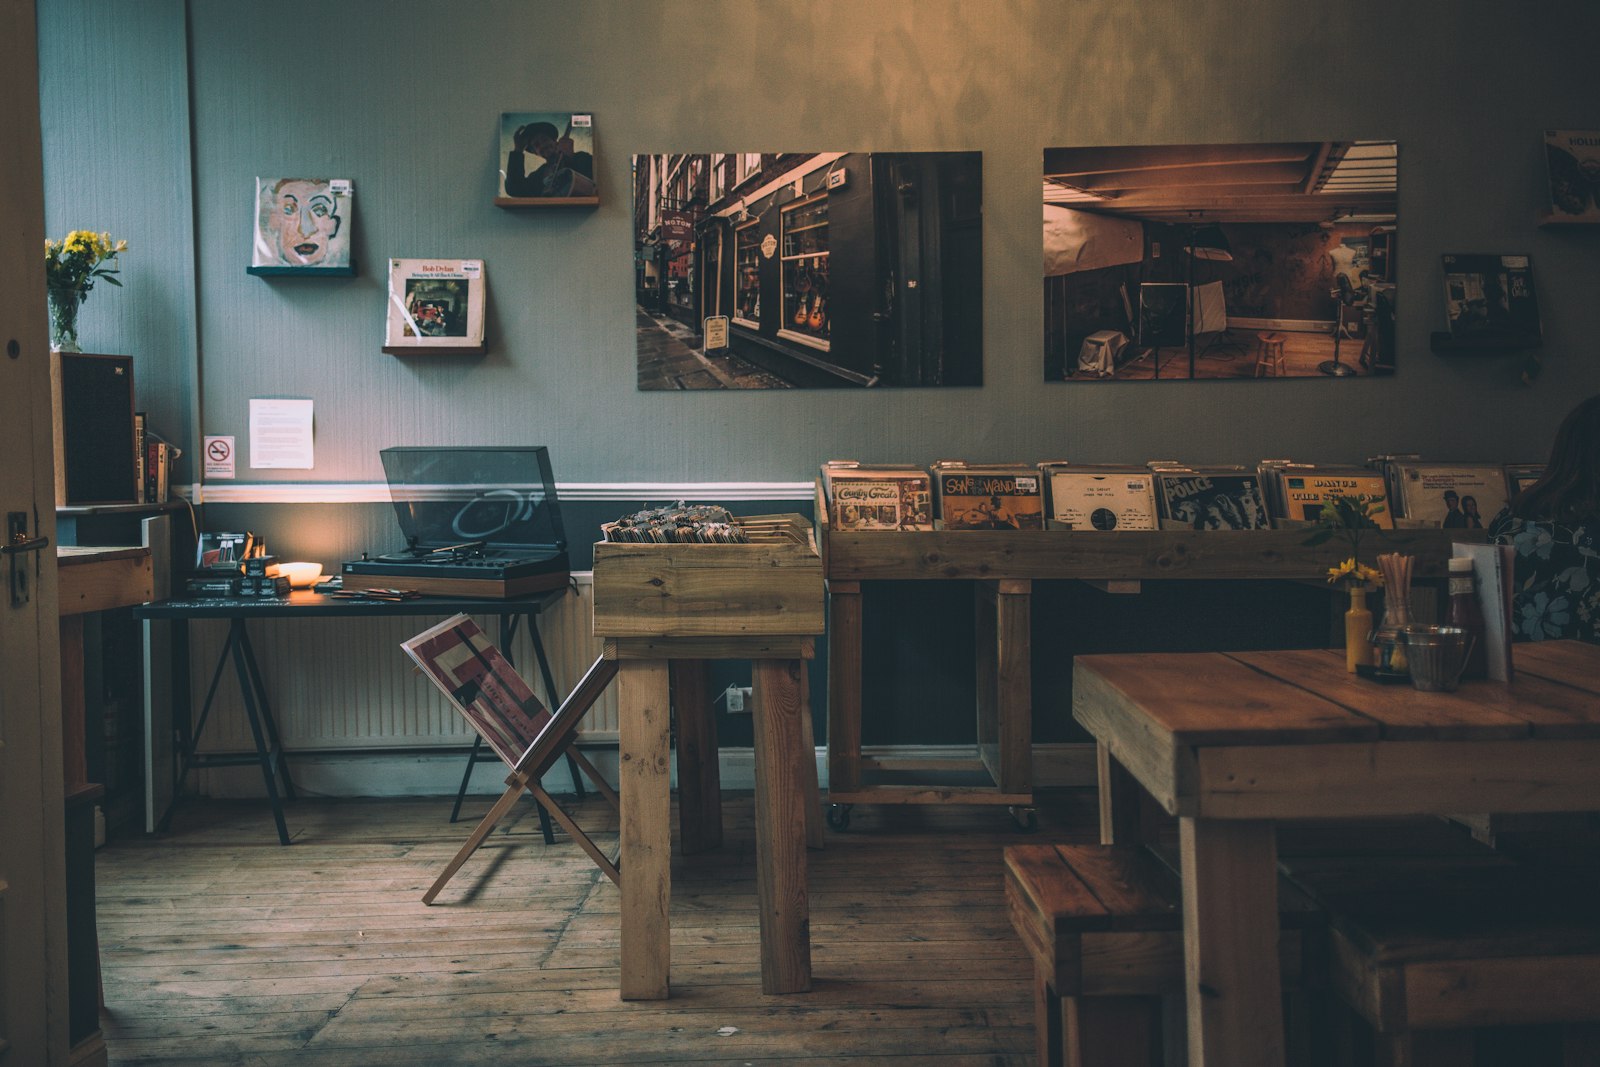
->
[185,480,818,504]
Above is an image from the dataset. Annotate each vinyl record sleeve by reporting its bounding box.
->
[386,259,486,348]
[823,463,934,531]
[1039,465,1158,531]
[1392,463,1508,529]
[932,463,1045,530]
[1154,469,1272,531]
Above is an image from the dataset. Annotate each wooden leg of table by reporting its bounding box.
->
[1098,742,1157,847]
[977,580,1032,795]
[751,658,812,994]
[671,660,721,856]
[619,658,672,1000]
[799,667,823,851]
[1034,961,1064,1067]
[60,614,88,790]
[826,580,863,797]
[995,580,1033,796]
[1180,816,1284,1067]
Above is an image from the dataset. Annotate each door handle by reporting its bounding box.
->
[5,511,47,608]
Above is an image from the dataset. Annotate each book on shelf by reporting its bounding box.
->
[1037,463,1158,531]
[1389,462,1508,529]
[1453,541,1515,682]
[1544,130,1600,222]
[1259,463,1394,528]
[145,440,169,504]
[931,462,1045,530]
[1441,253,1542,342]
[134,411,147,504]
[820,461,934,531]
[1152,468,1272,531]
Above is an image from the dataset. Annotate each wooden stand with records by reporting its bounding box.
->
[816,480,1483,829]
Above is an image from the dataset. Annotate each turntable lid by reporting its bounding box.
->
[378,446,566,550]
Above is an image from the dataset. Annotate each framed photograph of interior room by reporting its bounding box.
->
[1043,141,1399,381]
[383,259,487,354]
[248,177,355,276]
[632,152,983,389]
[495,112,598,206]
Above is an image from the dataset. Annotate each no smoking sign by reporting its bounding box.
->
[203,435,236,479]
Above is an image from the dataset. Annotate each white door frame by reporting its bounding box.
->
[0,0,72,1062]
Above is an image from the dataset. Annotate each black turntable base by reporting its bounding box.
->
[341,541,570,599]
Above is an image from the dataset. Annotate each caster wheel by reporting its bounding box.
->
[826,804,853,831]
[1010,806,1038,832]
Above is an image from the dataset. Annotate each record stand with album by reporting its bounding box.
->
[342,446,570,599]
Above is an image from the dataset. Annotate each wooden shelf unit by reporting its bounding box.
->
[817,478,1482,816]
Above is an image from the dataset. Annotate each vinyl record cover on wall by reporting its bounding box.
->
[384,259,486,353]
[1544,130,1600,222]
[1042,141,1399,381]
[497,112,597,204]
[633,151,983,390]
[248,177,354,276]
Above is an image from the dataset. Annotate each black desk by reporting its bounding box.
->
[134,588,570,845]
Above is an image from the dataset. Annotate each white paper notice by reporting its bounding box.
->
[249,398,314,469]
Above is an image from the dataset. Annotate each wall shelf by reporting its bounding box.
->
[1430,332,1543,353]
[1537,213,1600,227]
[493,196,599,208]
[382,343,488,356]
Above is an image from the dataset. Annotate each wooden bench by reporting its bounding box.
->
[1279,849,1600,1066]
[1005,842,1322,1066]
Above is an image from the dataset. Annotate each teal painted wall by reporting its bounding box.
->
[39,0,198,477]
[40,0,1600,497]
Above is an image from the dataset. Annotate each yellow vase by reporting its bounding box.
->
[1345,586,1373,672]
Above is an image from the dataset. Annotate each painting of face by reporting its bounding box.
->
[252,177,353,272]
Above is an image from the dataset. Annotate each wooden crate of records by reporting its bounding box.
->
[592,512,824,638]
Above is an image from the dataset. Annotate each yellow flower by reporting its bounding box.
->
[1326,558,1383,587]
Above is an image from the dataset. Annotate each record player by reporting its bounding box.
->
[342,446,570,598]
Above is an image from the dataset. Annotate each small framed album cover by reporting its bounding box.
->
[248,177,355,276]
[496,112,598,206]
[384,259,487,354]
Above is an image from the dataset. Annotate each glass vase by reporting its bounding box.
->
[1370,554,1415,675]
[48,286,83,352]
[1344,586,1373,673]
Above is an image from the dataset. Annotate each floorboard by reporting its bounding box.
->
[97,789,1100,1065]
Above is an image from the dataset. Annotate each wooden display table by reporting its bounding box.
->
[593,515,824,1000]
[56,543,153,1067]
[1073,642,1600,1066]
[818,478,1477,826]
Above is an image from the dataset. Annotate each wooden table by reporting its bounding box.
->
[1073,641,1600,1066]
[56,543,154,1067]
[820,487,1472,820]
[607,635,820,1000]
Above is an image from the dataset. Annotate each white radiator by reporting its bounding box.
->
[189,573,618,755]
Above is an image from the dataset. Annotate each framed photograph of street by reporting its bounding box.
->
[634,151,982,389]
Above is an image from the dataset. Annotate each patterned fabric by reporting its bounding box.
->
[1488,511,1600,643]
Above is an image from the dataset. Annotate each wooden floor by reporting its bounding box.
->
[96,790,1101,1066]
